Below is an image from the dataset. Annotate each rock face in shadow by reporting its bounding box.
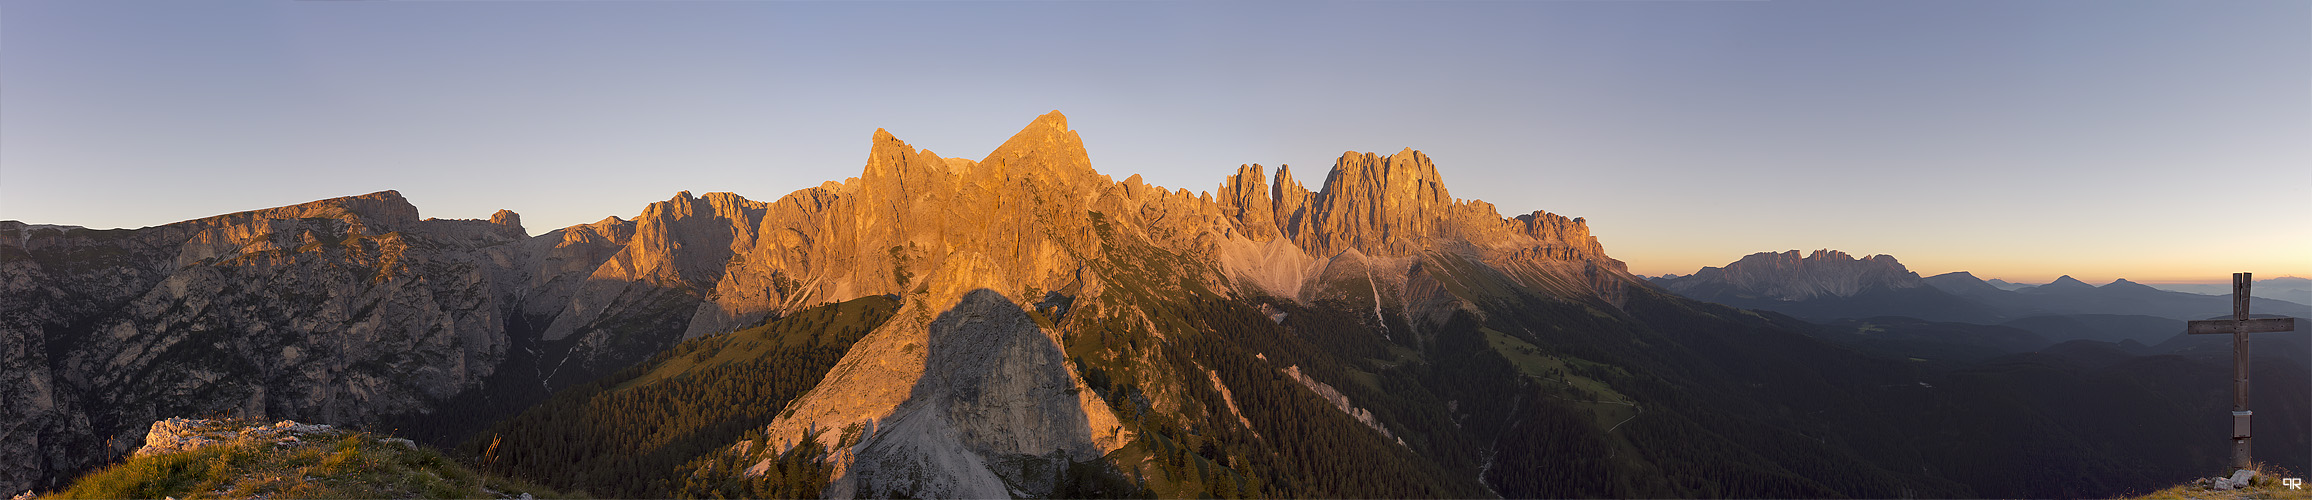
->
[758,253,1127,495]
[0,191,747,493]
[829,289,1105,499]
[0,192,529,492]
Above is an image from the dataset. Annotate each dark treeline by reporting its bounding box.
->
[1056,227,1488,498]
[375,290,703,449]
[669,426,833,499]
[457,296,899,498]
[1059,290,1486,498]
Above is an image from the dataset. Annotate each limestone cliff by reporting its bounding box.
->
[0,192,525,492]
[1660,249,1924,300]
[678,116,1630,347]
[1649,249,2019,323]
[824,289,1121,499]
[0,190,750,492]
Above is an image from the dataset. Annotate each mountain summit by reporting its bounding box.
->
[1653,249,2007,323]
[1659,249,1921,300]
[2033,275,2096,291]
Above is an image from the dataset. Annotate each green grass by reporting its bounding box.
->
[1104,430,1235,499]
[1480,327,1627,402]
[1338,367,1383,393]
[615,297,888,391]
[2126,463,2310,500]
[45,427,570,500]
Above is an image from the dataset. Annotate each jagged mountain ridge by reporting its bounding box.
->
[1651,249,2007,323]
[1662,249,1923,300]
[0,111,1630,495]
[1657,250,2312,325]
[1924,272,2312,322]
[675,113,1628,341]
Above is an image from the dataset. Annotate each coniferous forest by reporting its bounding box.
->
[462,296,898,498]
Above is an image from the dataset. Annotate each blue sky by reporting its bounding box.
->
[3,0,2305,283]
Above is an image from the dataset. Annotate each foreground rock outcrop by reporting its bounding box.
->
[133,417,343,458]
[31,417,556,500]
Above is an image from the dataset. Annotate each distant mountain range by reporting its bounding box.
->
[1652,250,2312,499]
[1985,278,2033,290]
[1653,250,2312,327]
[2141,277,2312,305]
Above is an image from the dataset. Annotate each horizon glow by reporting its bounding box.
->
[3,0,2305,285]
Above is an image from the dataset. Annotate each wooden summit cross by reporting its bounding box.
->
[2184,272,2298,469]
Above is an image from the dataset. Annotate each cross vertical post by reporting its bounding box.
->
[2231,272,2251,469]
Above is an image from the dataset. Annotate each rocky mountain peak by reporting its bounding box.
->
[981,110,1097,190]
[1298,148,1453,257]
[1666,249,1926,300]
[614,191,769,291]
[862,127,955,186]
[1217,164,1279,241]
[2043,275,2094,290]
[490,209,523,231]
[1270,164,1313,237]
[1922,271,2008,299]
[183,190,421,235]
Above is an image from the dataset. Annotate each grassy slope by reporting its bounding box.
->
[43,425,566,500]
[2128,463,2312,500]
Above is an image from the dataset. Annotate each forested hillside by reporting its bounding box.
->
[466,296,898,498]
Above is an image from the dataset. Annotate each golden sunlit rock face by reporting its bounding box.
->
[683,111,1631,340]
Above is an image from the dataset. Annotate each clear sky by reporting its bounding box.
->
[3,0,2305,284]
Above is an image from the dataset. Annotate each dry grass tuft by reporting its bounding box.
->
[40,427,570,500]
[2127,463,2312,500]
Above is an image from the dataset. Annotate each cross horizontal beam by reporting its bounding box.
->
[2187,317,2299,335]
